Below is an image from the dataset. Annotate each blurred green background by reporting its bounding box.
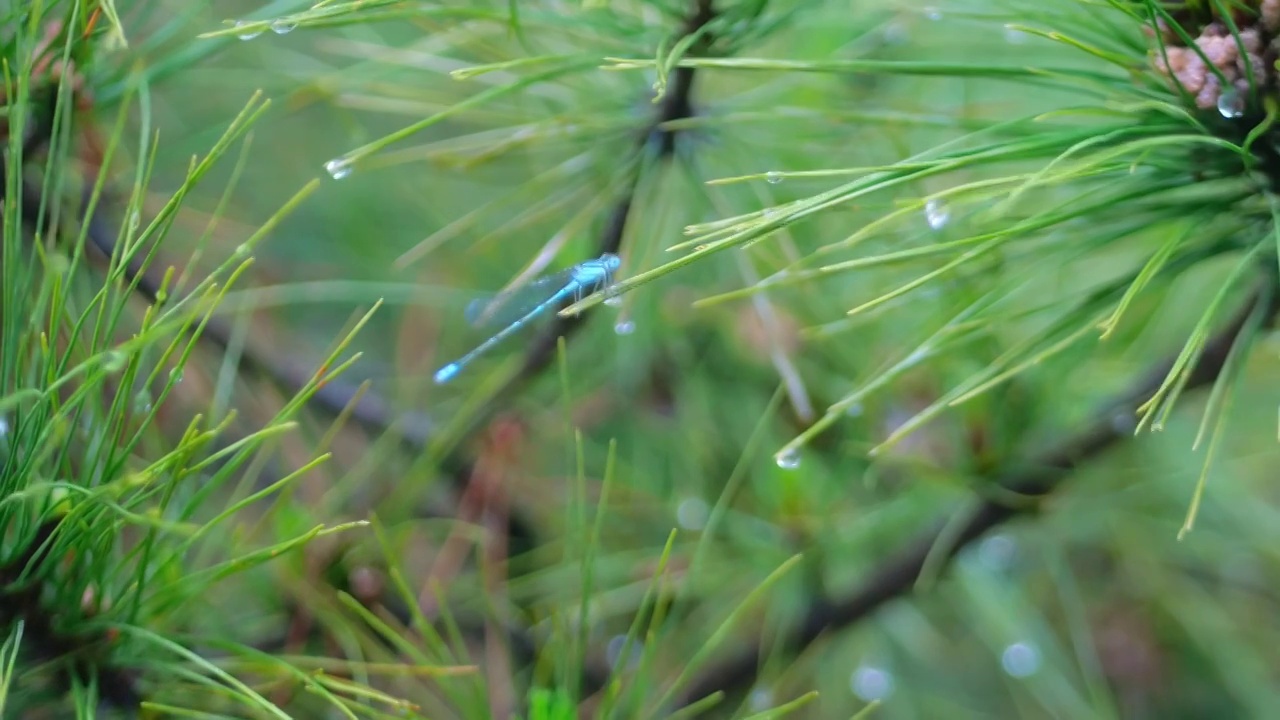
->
[74,0,1280,717]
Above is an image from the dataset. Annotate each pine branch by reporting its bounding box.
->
[677,268,1280,708]
[59,0,719,699]
[490,0,715,398]
[77,0,719,541]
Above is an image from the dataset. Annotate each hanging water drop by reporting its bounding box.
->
[775,448,801,470]
[676,497,709,530]
[882,22,909,45]
[604,295,623,307]
[850,665,895,701]
[1217,88,1245,118]
[976,533,1017,572]
[324,158,353,180]
[1004,25,1027,44]
[748,688,774,712]
[765,170,783,184]
[46,252,70,275]
[128,210,141,231]
[1001,641,1041,678]
[269,19,297,35]
[102,350,128,373]
[0,415,8,437]
[168,368,185,384]
[903,347,929,368]
[924,198,950,230]
[606,635,643,670]
[614,320,636,335]
[1110,411,1137,434]
[234,20,264,40]
[133,390,153,414]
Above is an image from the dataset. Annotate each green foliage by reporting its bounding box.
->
[0,2,396,717]
[6,0,1280,718]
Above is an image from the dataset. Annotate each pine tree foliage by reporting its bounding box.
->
[4,0,1280,718]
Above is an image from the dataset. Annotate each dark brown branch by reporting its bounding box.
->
[502,0,714,394]
[677,272,1280,708]
[54,0,716,696]
[49,2,720,703]
[80,0,718,486]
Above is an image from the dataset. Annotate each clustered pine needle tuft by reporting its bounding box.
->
[8,1,1280,717]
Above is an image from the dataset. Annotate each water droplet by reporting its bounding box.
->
[977,534,1017,572]
[1217,88,1245,118]
[775,448,801,470]
[748,688,774,712]
[234,244,251,258]
[614,320,636,335]
[0,415,9,437]
[851,665,894,701]
[1110,411,1137,434]
[46,252,70,275]
[843,402,864,418]
[604,295,623,307]
[676,497,709,530]
[269,19,297,35]
[168,368,185,384]
[1001,641,1041,678]
[882,22,909,45]
[1218,552,1261,586]
[924,7,943,21]
[133,390,153,414]
[924,198,950,230]
[234,20,264,40]
[102,350,128,373]
[761,208,778,219]
[324,158,353,180]
[1004,25,1027,44]
[764,171,783,184]
[128,210,141,231]
[606,635,642,670]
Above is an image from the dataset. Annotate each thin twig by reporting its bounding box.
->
[677,271,1280,708]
